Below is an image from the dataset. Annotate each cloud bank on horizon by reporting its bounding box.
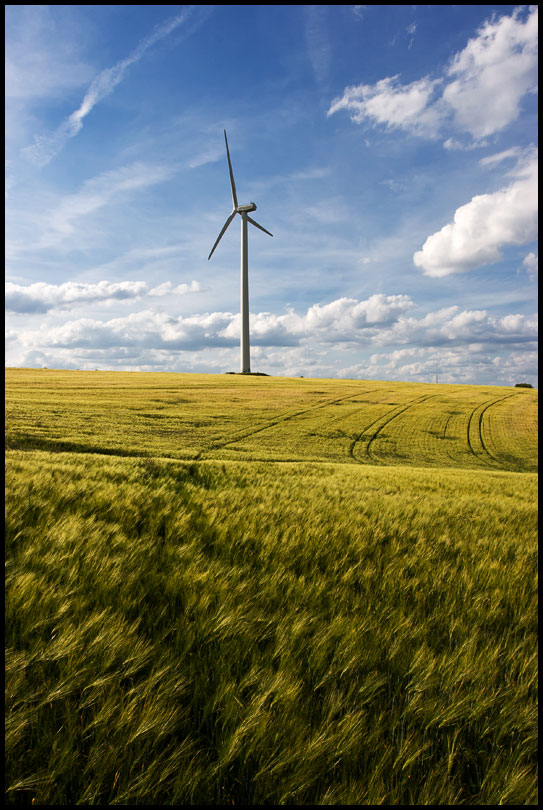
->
[5,5,538,386]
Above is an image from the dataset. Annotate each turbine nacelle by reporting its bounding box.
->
[207,131,272,262]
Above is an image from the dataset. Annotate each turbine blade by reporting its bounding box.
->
[224,130,238,209]
[246,215,273,238]
[208,210,237,260]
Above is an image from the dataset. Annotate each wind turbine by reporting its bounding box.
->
[208,130,273,374]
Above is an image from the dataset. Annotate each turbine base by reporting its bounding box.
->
[225,371,270,376]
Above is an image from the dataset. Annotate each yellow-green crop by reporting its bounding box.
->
[5,368,537,470]
[5,369,538,805]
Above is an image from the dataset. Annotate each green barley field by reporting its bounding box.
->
[5,369,538,805]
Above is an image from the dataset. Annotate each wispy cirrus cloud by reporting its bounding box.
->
[5,6,92,105]
[21,8,206,167]
[49,163,173,238]
[7,161,176,255]
[304,5,332,86]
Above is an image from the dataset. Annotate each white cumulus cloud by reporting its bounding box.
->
[522,252,538,281]
[6,294,537,386]
[373,306,537,348]
[413,149,538,276]
[328,6,538,146]
[442,5,538,141]
[328,75,443,138]
[5,279,200,313]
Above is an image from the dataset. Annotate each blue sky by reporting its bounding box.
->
[5,4,538,385]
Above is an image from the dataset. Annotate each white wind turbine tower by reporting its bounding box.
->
[208,130,273,374]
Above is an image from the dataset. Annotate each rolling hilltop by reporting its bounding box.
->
[5,369,538,805]
[4,368,538,472]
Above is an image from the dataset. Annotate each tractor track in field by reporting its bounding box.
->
[349,395,438,465]
[466,393,517,468]
[195,388,385,459]
[442,411,464,465]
